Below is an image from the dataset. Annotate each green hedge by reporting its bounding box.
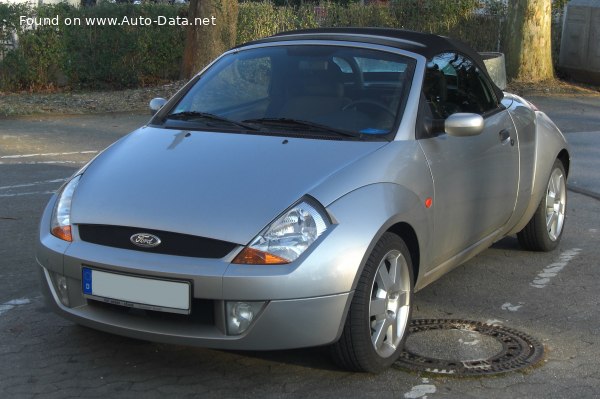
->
[61,3,187,88]
[0,1,561,92]
[237,2,319,44]
[0,3,186,90]
[237,1,492,48]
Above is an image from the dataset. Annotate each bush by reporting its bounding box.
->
[0,3,186,91]
[237,1,496,52]
[60,3,186,88]
[0,1,567,92]
[237,2,318,44]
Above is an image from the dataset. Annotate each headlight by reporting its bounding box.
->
[50,175,81,242]
[232,198,330,265]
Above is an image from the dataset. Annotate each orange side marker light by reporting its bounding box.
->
[425,197,433,209]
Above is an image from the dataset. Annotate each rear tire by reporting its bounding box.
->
[518,159,567,251]
[331,232,413,373]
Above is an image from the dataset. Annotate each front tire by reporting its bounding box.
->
[518,159,567,251]
[331,232,413,373]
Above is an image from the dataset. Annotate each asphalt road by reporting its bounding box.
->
[0,99,599,398]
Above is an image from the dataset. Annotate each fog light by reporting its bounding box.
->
[55,274,69,307]
[226,301,265,335]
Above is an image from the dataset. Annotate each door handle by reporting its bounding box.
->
[499,129,514,146]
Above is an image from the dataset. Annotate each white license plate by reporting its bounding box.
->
[82,267,190,314]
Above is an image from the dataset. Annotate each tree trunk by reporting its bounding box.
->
[504,0,554,82]
[181,0,238,79]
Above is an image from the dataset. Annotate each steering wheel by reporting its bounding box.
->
[342,99,396,119]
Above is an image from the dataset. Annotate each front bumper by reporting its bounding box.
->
[40,264,350,350]
[37,182,415,350]
[37,194,359,350]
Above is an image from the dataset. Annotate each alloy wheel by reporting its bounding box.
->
[545,168,566,241]
[369,249,411,358]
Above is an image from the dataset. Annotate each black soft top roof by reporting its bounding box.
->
[237,28,503,99]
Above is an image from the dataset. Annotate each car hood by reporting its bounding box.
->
[71,127,387,245]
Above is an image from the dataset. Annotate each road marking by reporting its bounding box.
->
[569,130,600,134]
[404,379,436,399]
[0,161,85,165]
[0,150,98,159]
[501,302,524,312]
[530,248,582,288]
[0,298,31,317]
[0,191,54,198]
[0,178,67,191]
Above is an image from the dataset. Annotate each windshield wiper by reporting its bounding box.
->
[166,111,260,131]
[242,118,361,138]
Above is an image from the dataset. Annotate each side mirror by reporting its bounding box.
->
[445,113,484,137]
[149,98,167,115]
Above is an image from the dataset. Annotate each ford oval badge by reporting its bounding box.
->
[130,233,162,248]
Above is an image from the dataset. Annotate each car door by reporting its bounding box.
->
[418,52,519,266]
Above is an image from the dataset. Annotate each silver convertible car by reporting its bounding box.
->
[38,28,569,372]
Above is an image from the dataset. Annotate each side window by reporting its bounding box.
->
[354,57,407,73]
[424,52,497,119]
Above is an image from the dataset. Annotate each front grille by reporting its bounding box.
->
[78,224,237,258]
[88,298,216,327]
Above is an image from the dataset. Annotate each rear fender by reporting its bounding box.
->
[508,111,570,235]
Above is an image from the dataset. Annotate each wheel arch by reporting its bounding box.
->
[508,111,570,236]
[324,182,431,298]
[387,222,420,289]
[557,148,570,178]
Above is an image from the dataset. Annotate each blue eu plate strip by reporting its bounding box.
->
[82,267,92,294]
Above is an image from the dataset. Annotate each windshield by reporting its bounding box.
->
[160,45,416,139]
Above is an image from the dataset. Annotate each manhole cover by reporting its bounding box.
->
[394,319,544,376]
